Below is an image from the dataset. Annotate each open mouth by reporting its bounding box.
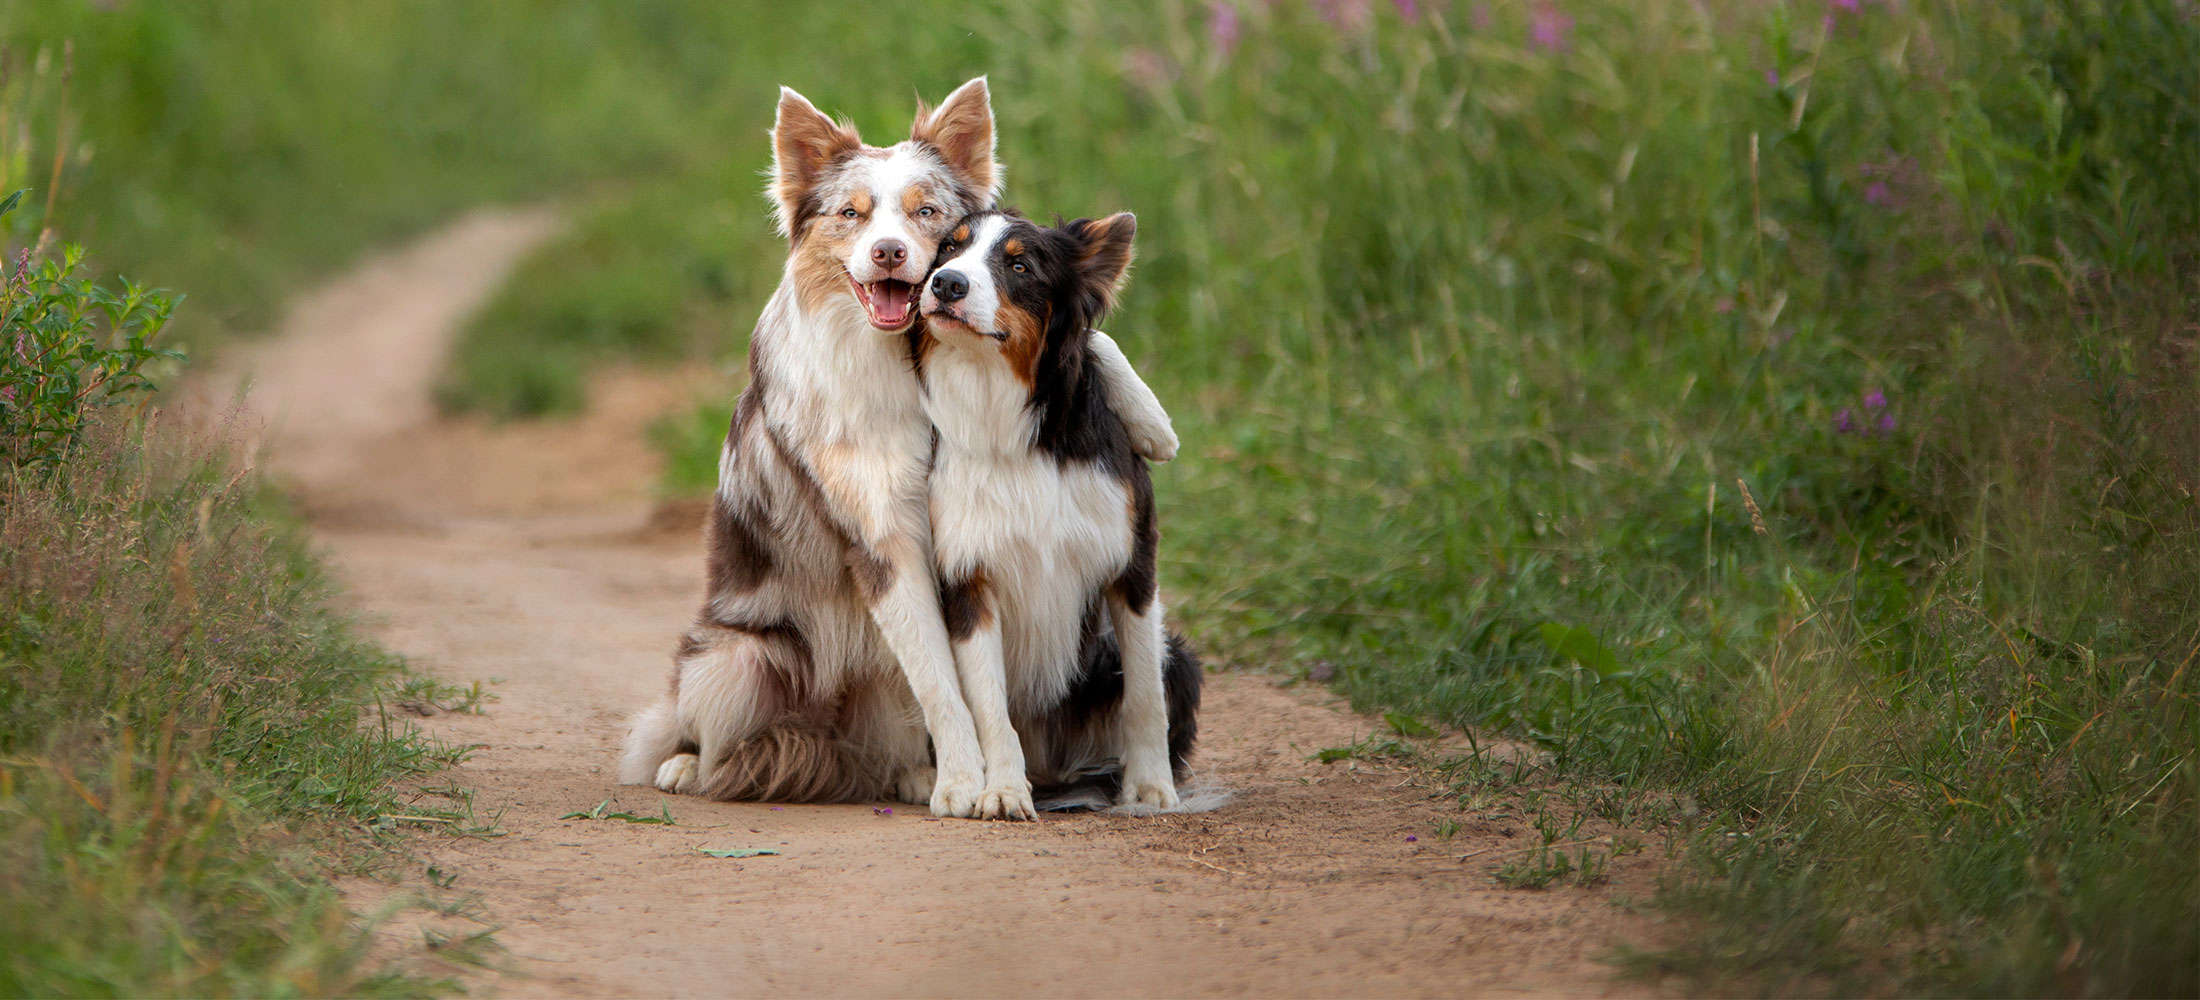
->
[849,276,917,330]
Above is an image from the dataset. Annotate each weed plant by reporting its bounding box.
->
[0,415,467,996]
[0,216,457,991]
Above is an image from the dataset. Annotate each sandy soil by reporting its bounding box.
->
[209,209,1665,998]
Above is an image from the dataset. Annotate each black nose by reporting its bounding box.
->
[930,270,968,303]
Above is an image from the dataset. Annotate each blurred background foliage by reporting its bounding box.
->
[4,0,2195,994]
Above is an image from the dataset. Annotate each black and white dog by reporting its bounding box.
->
[916,211,1202,819]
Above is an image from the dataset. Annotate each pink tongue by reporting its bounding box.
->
[869,281,912,326]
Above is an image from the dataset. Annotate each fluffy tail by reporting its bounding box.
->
[698,716,888,803]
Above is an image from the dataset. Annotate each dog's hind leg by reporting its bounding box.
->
[1163,632,1203,780]
[618,697,691,788]
[837,679,935,805]
[658,622,797,797]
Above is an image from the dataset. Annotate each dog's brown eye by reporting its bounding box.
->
[1010,261,1027,273]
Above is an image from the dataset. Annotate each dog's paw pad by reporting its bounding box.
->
[929,768,984,819]
[1130,425,1180,463]
[654,753,701,794]
[976,784,1038,822]
[1119,776,1180,811]
[894,767,936,805]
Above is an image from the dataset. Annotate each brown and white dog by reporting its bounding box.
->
[917,211,1202,820]
[617,79,1180,817]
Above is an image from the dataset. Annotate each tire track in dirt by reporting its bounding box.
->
[213,210,1663,998]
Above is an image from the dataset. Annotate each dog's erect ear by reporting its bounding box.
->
[771,86,861,240]
[911,76,1000,201]
[1067,213,1137,314]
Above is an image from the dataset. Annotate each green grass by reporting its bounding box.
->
[0,422,468,996]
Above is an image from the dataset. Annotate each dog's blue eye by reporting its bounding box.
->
[918,206,935,217]
[841,208,859,219]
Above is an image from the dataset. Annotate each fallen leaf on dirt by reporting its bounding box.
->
[561,798,679,825]
[696,847,780,859]
[1384,712,1438,738]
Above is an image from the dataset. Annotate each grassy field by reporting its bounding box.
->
[0,417,486,995]
[1,26,481,989]
[7,0,2196,995]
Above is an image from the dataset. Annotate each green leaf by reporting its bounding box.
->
[1311,746,1356,762]
[1535,622,1622,677]
[696,847,779,859]
[1385,711,1438,738]
[559,799,611,820]
[0,188,24,217]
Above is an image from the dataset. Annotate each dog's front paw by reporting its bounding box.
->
[1118,769,1180,811]
[1128,421,1180,463]
[975,780,1038,822]
[894,766,936,805]
[929,766,984,818]
[654,753,701,795]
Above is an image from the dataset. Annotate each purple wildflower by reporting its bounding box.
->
[1528,2,1575,52]
[1863,180,1893,207]
[1877,412,1896,433]
[1766,67,1780,88]
[1207,2,1241,53]
[1393,0,1420,21]
[1405,835,1419,842]
[1835,408,1855,434]
[1863,388,1887,411]
[1313,0,1371,31]
[1822,12,1837,33]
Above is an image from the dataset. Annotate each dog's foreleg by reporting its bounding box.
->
[856,544,987,818]
[1089,329,1178,463]
[1108,590,1181,809]
[943,575,1036,820]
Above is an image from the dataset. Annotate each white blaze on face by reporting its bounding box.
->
[920,215,1013,339]
[842,145,953,330]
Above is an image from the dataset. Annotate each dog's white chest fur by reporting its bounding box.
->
[925,352,1133,710]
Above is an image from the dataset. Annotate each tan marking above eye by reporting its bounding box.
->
[902,186,932,214]
[1002,238,1023,256]
[849,191,873,214]
[953,225,970,241]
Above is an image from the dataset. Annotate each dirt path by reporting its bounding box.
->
[217,211,1662,998]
